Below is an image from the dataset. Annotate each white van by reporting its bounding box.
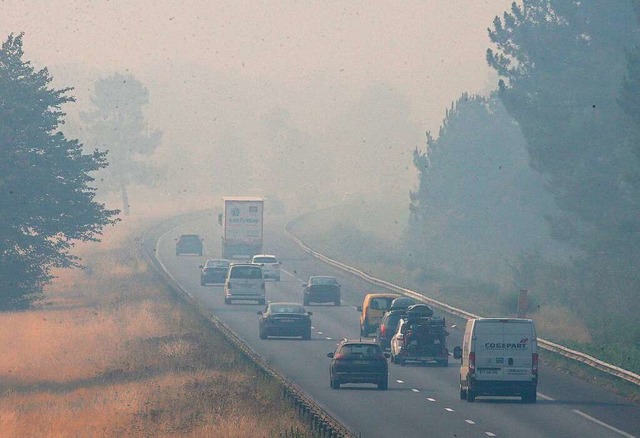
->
[453,318,538,403]
[224,264,265,305]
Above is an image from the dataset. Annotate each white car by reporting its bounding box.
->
[251,254,281,281]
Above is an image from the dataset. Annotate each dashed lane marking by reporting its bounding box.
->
[485,432,497,437]
[427,397,436,402]
[411,389,420,393]
[445,407,454,412]
[396,380,404,384]
[465,420,476,425]
[572,410,636,438]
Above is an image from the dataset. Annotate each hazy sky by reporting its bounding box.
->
[2,0,512,127]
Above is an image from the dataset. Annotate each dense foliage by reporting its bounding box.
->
[0,34,119,310]
[487,1,640,344]
[407,94,560,285]
[81,73,162,215]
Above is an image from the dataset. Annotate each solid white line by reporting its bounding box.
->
[572,410,636,438]
[465,420,476,425]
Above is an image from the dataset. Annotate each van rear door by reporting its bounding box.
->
[474,319,535,382]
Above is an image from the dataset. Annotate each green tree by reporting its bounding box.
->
[0,33,119,310]
[487,1,640,345]
[81,73,162,215]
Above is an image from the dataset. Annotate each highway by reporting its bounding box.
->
[155,213,640,437]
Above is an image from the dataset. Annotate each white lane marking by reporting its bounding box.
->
[465,420,475,425]
[485,433,497,437]
[427,397,436,402]
[411,388,420,393]
[281,268,297,279]
[572,410,636,438]
[326,337,332,340]
[396,380,404,384]
[317,331,323,335]
[311,326,315,330]
[445,407,454,412]
[537,392,554,401]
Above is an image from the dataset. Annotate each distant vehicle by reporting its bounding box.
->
[251,254,281,281]
[454,318,538,403]
[220,197,264,258]
[302,276,341,306]
[327,339,389,390]
[357,293,400,336]
[175,234,203,256]
[390,312,448,367]
[375,309,405,350]
[199,259,230,286]
[224,263,265,305]
[257,302,312,340]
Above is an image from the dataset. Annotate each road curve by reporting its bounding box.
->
[155,214,640,438]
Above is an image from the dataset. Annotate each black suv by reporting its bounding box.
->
[200,259,230,285]
[327,340,389,390]
[175,234,203,256]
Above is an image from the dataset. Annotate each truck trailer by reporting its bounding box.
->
[221,197,264,259]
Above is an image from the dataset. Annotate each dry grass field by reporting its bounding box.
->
[0,216,309,437]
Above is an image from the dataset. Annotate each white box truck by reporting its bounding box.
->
[220,197,264,259]
[454,318,538,403]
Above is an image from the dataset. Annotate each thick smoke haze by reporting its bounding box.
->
[1,0,512,211]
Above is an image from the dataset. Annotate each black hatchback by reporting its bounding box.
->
[376,310,406,350]
[327,340,389,390]
[200,259,230,285]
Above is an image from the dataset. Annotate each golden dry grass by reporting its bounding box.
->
[0,217,308,437]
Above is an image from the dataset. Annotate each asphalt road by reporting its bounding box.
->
[156,213,640,438]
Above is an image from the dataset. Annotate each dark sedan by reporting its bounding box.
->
[258,302,312,340]
[175,234,203,256]
[303,276,341,306]
[328,340,389,390]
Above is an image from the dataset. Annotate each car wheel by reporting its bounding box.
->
[224,297,231,305]
[303,299,310,306]
[378,378,388,390]
[459,385,467,400]
[330,376,340,389]
[399,357,405,366]
[390,353,395,364]
[466,388,476,402]
[439,359,448,367]
[522,391,537,403]
[259,330,267,340]
[303,330,311,340]
[334,299,340,306]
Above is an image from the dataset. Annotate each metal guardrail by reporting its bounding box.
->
[284,219,640,388]
[140,217,356,438]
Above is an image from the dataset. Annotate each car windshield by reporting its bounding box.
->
[370,297,394,310]
[180,235,199,242]
[270,304,304,314]
[205,259,229,268]
[339,344,381,356]
[310,277,337,286]
[253,256,277,264]
[230,266,262,279]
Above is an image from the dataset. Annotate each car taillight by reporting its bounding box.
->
[532,353,538,377]
[334,353,345,360]
[469,352,476,374]
[380,325,386,337]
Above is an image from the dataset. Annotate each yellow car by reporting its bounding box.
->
[357,293,400,337]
